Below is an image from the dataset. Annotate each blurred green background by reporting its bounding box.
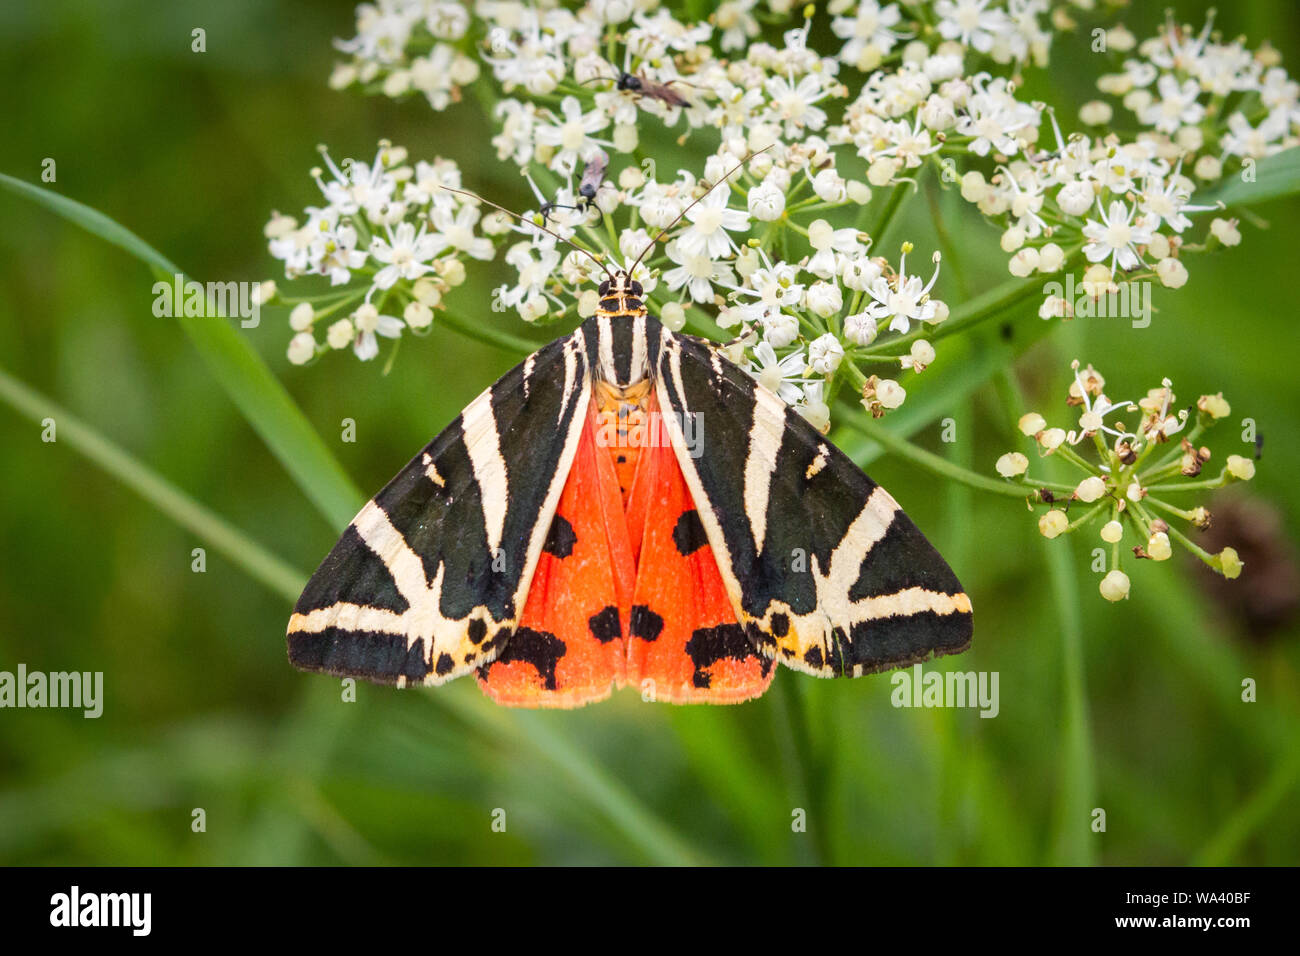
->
[1,0,1297,865]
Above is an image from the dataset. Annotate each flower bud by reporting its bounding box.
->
[1218,547,1243,579]
[1099,569,1131,602]
[1226,455,1256,480]
[1039,509,1069,539]
[996,452,1029,477]
[1075,476,1107,502]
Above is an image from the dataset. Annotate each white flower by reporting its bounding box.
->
[1099,569,1130,602]
[805,280,844,318]
[806,220,862,278]
[955,74,1040,157]
[428,202,495,260]
[317,224,367,286]
[1082,200,1152,274]
[404,301,434,329]
[748,181,786,221]
[831,1,905,67]
[807,333,844,375]
[501,242,561,308]
[763,72,830,136]
[747,341,807,405]
[843,311,878,346]
[289,302,315,331]
[678,187,750,259]
[862,250,943,333]
[534,96,610,173]
[663,240,735,303]
[935,0,1013,55]
[369,221,441,289]
[1057,180,1094,217]
[352,303,404,361]
[1139,75,1206,135]
[761,312,800,348]
[287,332,316,365]
[996,452,1029,477]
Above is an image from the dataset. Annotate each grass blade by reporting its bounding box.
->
[0,173,364,528]
[0,366,307,602]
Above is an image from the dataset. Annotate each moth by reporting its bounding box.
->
[287,169,973,708]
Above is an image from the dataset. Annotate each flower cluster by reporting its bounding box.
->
[994,360,1255,602]
[263,142,494,363]
[953,12,1300,316]
[265,0,1293,440]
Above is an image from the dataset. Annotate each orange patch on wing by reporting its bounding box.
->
[476,401,635,708]
[624,394,774,704]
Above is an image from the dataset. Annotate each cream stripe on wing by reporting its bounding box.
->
[352,499,433,604]
[558,332,582,424]
[597,314,615,381]
[631,312,646,382]
[461,390,508,555]
[851,586,973,622]
[813,486,900,624]
[742,387,786,555]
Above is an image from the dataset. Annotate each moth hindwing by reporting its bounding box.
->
[287,271,972,705]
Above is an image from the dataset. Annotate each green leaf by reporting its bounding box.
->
[0,172,365,529]
[1193,147,1300,208]
[0,366,307,603]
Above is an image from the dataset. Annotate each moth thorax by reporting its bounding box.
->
[590,309,651,389]
[594,378,655,508]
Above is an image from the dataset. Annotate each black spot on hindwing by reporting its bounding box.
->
[488,627,566,691]
[543,515,577,558]
[630,605,664,642]
[588,606,622,642]
[685,624,773,688]
[672,509,709,556]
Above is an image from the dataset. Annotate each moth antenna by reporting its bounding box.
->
[630,144,774,274]
[438,183,615,280]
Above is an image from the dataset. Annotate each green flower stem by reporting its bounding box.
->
[869,180,910,246]
[1162,518,1221,568]
[1144,468,1231,493]
[0,367,307,603]
[1195,745,1300,866]
[994,356,1096,865]
[1043,531,1096,866]
[1052,442,1096,476]
[926,178,971,298]
[1064,500,1109,533]
[1144,496,1198,522]
[846,416,1057,500]
[1142,421,1206,475]
[433,689,710,866]
[1109,498,1123,570]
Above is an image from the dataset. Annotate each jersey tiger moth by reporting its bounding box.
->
[286,266,973,707]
